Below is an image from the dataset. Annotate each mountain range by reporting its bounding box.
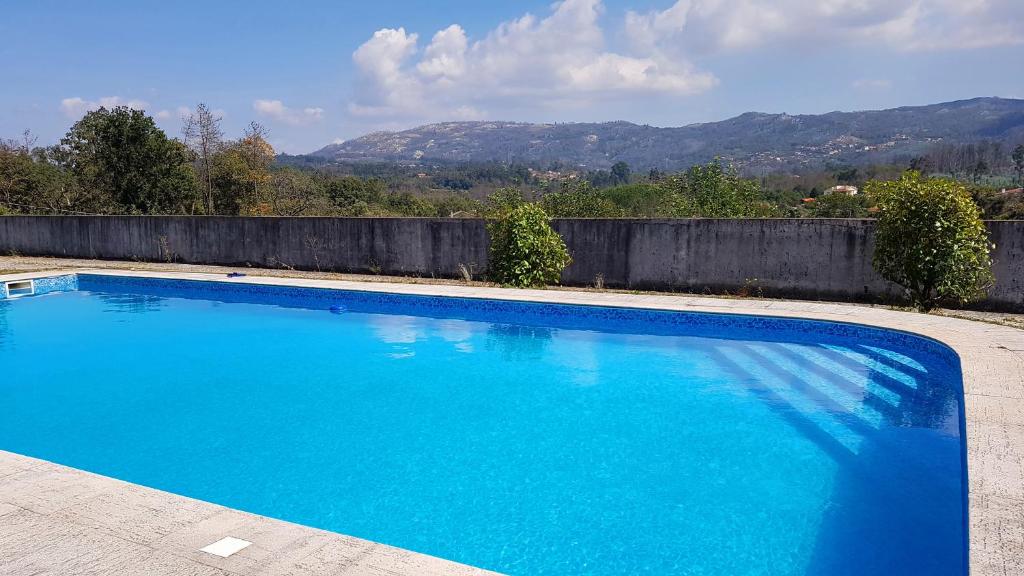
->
[309,98,1024,172]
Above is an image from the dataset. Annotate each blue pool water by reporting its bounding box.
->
[0,275,966,575]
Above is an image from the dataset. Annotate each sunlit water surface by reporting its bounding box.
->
[0,281,966,575]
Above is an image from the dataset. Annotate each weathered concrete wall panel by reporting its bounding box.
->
[0,216,1020,310]
[0,217,491,278]
[987,220,1024,308]
[551,219,900,301]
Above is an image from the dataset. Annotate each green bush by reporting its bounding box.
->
[808,192,872,218]
[487,202,571,288]
[868,172,994,311]
[539,180,623,218]
[485,187,527,215]
[602,183,672,217]
[662,160,764,218]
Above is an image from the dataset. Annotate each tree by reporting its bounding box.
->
[211,123,275,214]
[0,142,76,214]
[323,175,386,212]
[431,194,484,218]
[1013,144,1024,186]
[808,193,871,218]
[59,107,195,214]
[374,191,435,216]
[540,180,622,217]
[610,161,631,185]
[182,103,224,214]
[909,155,932,174]
[237,122,275,205]
[868,172,993,311]
[834,167,859,183]
[662,160,765,217]
[260,168,333,216]
[487,202,571,288]
[486,187,527,215]
[602,182,671,217]
[0,131,44,211]
[972,159,988,183]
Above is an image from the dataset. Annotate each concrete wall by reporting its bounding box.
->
[554,219,1024,310]
[552,219,895,300]
[0,216,491,279]
[0,216,1020,310]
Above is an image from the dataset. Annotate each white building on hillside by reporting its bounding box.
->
[824,185,859,196]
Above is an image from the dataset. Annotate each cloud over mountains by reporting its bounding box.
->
[348,0,1023,127]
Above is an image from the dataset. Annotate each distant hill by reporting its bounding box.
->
[310,97,1024,171]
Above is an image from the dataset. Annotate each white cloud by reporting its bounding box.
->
[417,25,468,81]
[625,0,1024,57]
[253,99,324,126]
[348,0,717,124]
[60,96,149,119]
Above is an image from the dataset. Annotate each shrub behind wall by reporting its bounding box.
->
[486,203,571,288]
[869,172,994,311]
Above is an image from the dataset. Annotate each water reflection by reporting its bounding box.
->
[437,319,475,353]
[707,339,964,574]
[485,323,554,361]
[550,334,601,387]
[370,315,424,344]
[0,300,10,350]
[96,293,167,315]
[712,341,960,460]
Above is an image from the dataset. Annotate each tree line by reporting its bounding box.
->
[910,140,1024,184]
[0,105,451,218]
[3,105,1023,220]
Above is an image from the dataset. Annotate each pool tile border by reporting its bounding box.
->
[3,267,1023,576]
[0,272,77,299]
[73,272,960,367]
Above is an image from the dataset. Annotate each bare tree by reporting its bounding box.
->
[1,129,37,153]
[182,104,224,214]
[240,121,274,206]
[244,121,267,142]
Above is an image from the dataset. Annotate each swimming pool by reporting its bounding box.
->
[0,274,967,575]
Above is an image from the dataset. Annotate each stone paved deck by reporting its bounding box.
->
[0,451,496,576]
[3,267,1024,575]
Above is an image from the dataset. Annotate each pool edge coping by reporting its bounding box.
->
[3,268,1023,576]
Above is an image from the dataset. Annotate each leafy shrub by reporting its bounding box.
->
[868,172,994,311]
[486,187,527,216]
[431,194,484,218]
[602,183,672,217]
[808,193,872,218]
[487,202,571,288]
[540,180,622,218]
[662,160,764,218]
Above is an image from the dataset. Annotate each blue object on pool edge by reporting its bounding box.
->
[0,274,967,576]
[227,272,246,278]
[329,305,346,314]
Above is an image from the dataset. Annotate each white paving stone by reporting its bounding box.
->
[200,536,252,558]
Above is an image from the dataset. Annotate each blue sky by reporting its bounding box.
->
[3,0,1022,153]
